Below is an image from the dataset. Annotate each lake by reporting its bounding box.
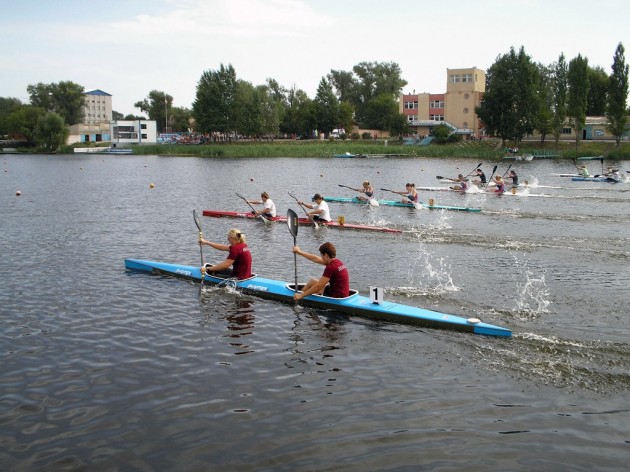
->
[1,153,629,471]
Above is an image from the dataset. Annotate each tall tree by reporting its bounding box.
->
[586,66,609,115]
[551,53,568,147]
[6,105,46,146]
[327,70,357,103]
[281,86,315,137]
[567,54,590,149]
[313,77,339,134]
[606,42,629,147]
[475,46,539,146]
[134,90,173,133]
[351,61,407,128]
[193,64,237,134]
[34,112,69,152]
[232,80,263,137]
[27,81,85,125]
[534,63,554,143]
[0,97,23,136]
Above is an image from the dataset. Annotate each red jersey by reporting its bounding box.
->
[322,258,349,298]
[228,243,252,279]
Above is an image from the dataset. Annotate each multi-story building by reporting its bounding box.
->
[400,67,485,139]
[68,89,113,144]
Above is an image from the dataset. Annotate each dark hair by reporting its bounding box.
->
[319,242,336,258]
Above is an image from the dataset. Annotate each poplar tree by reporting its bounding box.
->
[551,53,568,147]
[606,42,629,147]
[567,54,590,149]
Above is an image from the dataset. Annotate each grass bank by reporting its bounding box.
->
[130,139,630,160]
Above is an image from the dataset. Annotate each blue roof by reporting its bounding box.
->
[85,89,111,96]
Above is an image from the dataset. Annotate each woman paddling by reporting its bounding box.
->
[200,228,252,279]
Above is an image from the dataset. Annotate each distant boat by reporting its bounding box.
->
[332,152,367,158]
[503,154,533,161]
[74,147,133,155]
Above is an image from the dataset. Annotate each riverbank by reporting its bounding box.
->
[127,139,630,160]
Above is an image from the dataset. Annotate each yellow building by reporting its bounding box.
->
[400,67,486,139]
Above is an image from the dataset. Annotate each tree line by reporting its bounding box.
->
[476,42,628,148]
[1,44,627,151]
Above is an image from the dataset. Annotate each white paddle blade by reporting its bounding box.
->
[369,198,379,207]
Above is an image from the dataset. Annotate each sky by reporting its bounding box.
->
[2,0,628,116]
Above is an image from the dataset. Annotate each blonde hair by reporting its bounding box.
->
[228,228,246,243]
[261,191,269,199]
[362,180,370,186]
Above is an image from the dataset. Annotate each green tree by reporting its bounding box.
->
[606,42,629,147]
[313,77,339,134]
[193,64,238,134]
[0,97,23,136]
[27,81,85,125]
[567,54,590,149]
[551,53,568,147]
[232,80,263,137]
[6,105,46,146]
[534,63,554,143]
[134,90,173,133]
[281,87,315,137]
[34,112,69,152]
[351,61,407,128]
[586,66,609,115]
[327,70,357,103]
[475,46,539,146]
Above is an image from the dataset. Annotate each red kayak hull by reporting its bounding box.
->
[202,210,402,233]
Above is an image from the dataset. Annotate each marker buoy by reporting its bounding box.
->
[16,190,22,196]
[149,183,155,188]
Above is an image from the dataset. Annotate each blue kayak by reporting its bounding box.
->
[325,196,481,212]
[124,258,511,338]
[571,177,620,183]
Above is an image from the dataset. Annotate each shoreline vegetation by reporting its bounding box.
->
[4,139,629,160]
[122,139,630,160]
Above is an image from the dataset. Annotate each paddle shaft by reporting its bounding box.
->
[484,165,498,188]
[288,191,318,228]
[437,162,483,180]
[235,192,268,224]
[193,209,204,288]
[286,209,299,294]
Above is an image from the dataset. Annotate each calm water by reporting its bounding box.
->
[1,153,629,471]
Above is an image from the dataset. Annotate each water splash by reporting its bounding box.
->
[510,253,551,319]
[389,236,459,297]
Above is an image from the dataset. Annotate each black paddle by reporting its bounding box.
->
[484,165,498,188]
[288,191,318,228]
[436,162,482,180]
[193,209,204,289]
[502,164,512,177]
[235,192,270,225]
[338,184,360,192]
[287,208,299,295]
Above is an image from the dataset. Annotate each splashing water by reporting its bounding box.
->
[389,236,459,297]
[510,253,551,319]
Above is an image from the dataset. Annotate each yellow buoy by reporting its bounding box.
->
[150,183,155,188]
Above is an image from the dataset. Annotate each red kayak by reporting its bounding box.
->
[202,210,402,233]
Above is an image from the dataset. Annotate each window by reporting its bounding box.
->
[430,100,444,108]
[142,134,147,139]
[464,93,470,99]
[463,108,469,114]
[407,115,417,122]
[430,115,445,121]
[404,101,418,109]
[141,124,147,129]
[562,127,572,135]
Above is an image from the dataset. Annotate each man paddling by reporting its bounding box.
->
[247,191,277,219]
[292,242,349,301]
[299,193,332,222]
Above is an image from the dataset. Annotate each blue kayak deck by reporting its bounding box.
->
[124,258,511,338]
[326,196,481,212]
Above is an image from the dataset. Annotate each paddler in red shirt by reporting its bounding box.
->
[292,242,349,300]
[200,228,252,279]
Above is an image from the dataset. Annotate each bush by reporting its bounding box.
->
[361,132,372,140]
[351,132,360,140]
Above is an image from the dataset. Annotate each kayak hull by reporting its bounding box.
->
[325,196,481,212]
[124,258,512,338]
[571,177,620,183]
[202,210,402,233]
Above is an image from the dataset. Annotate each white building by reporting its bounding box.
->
[68,89,113,144]
[111,120,157,144]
